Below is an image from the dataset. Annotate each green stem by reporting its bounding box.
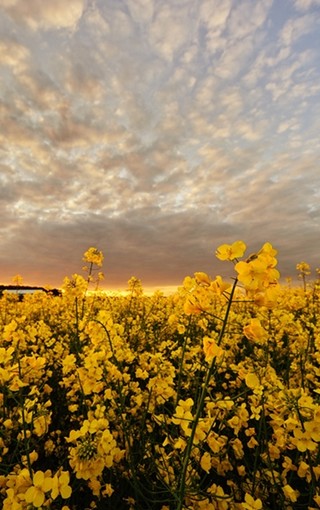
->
[217,278,238,346]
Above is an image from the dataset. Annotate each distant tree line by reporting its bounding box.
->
[0,285,61,298]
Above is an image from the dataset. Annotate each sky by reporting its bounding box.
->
[0,0,320,292]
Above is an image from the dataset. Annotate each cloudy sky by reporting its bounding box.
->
[1,0,320,291]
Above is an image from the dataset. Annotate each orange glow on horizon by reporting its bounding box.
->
[86,284,179,296]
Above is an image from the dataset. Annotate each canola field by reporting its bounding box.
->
[0,243,319,510]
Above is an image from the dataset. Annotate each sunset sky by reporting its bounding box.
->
[1,0,320,292]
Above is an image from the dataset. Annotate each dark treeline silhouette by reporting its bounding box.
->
[0,285,61,297]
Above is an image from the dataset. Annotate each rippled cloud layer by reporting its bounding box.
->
[1,0,320,289]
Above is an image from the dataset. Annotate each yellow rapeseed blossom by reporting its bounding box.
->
[235,242,280,292]
[194,272,211,286]
[203,335,224,363]
[83,247,104,267]
[172,398,194,435]
[200,451,212,473]
[291,427,318,452]
[253,283,281,308]
[216,240,246,261]
[0,346,15,364]
[210,275,231,294]
[257,241,278,258]
[33,412,51,437]
[296,261,311,276]
[242,493,262,509]
[282,484,299,502]
[51,470,72,500]
[245,372,260,390]
[62,273,88,297]
[313,492,320,507]
[207,484,232,509]
[184,295,203,315]
[243,318,268,344]
[24,470,53,508]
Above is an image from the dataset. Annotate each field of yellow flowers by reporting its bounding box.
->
[0,243,320,510]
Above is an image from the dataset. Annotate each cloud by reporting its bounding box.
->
[280,12,317,46]
[0,0,319,289]
[294,0,320,11]
[3,0,84,30]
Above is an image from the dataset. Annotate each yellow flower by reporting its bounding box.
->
[296,261,311,275]
[207,432,227,453]
[257,242,277,258]
[62,273,88,297]
[297,461,309,479]
[253,284,281,308]
[0,366,13,385]
[51,470,72,500]
[282,456,297,475]
[242,493,262,509]
[291,427,317,452]
[183,296,203,315]
[102,483,114,497]
[25,471,53,508]
[228,404,249,435]
[3,418,13,429]
[200,451,212,473]
[69,447,105,480]
[313,493,320,506]
[3,488,23,510]
[243,318,267,344]
[216,240,246,261]
[33,413,51,437]
[8,375,28,391]
[237,465,246,476]
[0,346,15,364]
[177,323,186,334]
[172,399,194,434]
[235,259,267,290]
[203,336,224,363]
[208,484,232,509]
[282,484,299,502]
[247,436,259,448]
[235,243,280,291]
[210,275,231,294]
[88,478,101,496]
[231,438,244,459]
[173,437,187,450]
[304,419,320,442]
[245,372,260,390]
[83,247,104,267]
[182,275,194,291]
[194,272,211,286]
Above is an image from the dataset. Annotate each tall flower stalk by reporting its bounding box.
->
[176,276,239,509]
[176,240,280,509]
